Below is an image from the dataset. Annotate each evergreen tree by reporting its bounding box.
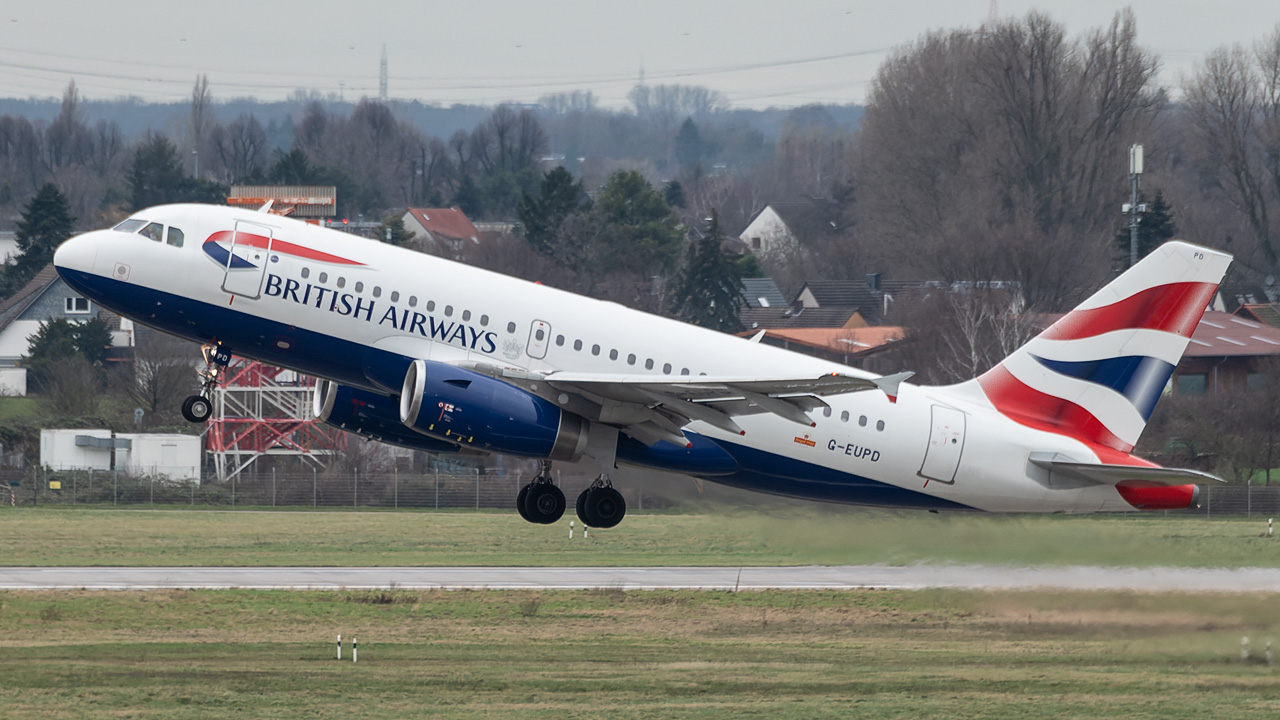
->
[24,317,112,392]
[595,170,683,274]
[1114,190,1177,265]
[674,117,713,169]
[668,210,744,332]
[127,134,184,209]
[376,214,414,246]
[518,166,586,256]
[127,133,228,211]
[663,180,686,209]
[5,183,75,296]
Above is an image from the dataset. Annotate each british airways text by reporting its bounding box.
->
[263,274,498,353]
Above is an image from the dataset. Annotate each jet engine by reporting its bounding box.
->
[399,359,588,461]
[314,378,461,454]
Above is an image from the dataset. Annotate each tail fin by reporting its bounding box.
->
[974,241,1231,452]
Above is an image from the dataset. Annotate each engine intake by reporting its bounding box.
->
[399,359,588,461]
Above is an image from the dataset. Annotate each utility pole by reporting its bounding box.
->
[1126,144,1145,268]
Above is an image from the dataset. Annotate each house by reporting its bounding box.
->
[1170,311,1280,395]
[737,202,845,255]
[738,326,906,372]
[739,278,788,309]
[740,306,868,331]
[0,265,133,395]
[401,207,480,254]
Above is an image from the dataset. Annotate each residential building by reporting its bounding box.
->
[1170,311,1280,395]
[401,207,480,254]
[0,265,133,395]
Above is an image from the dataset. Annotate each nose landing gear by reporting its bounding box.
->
[180,343,231,423]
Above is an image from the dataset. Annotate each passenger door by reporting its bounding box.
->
[220,220,274,299]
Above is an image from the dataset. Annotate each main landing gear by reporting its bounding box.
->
[516,461,627,529]
[180,343,231,423]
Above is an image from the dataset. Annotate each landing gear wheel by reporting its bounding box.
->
[516,484,534,523]
[522,482,565,524]
[181,394,213,423]
[577,483,626,529]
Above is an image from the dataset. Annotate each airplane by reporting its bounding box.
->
[52,203,1231,527]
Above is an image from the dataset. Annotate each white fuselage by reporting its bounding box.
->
[54,204,1140,513]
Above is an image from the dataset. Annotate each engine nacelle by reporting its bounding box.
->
[314,379,460,454]
[399,359,588,461]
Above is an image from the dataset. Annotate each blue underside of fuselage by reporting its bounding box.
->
[58,267,973,511]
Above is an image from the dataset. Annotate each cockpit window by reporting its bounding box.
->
[166,227,184,248]
[113,219,147,233]
[140,222,164,242]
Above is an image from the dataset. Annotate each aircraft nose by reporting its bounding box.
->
[53,232,98,275]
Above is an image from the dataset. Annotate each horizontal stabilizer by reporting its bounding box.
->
[1028,453,1222,487]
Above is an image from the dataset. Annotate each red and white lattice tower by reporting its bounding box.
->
[206,358,345,481]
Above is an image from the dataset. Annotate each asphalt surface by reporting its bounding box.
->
[2,565,1279,592]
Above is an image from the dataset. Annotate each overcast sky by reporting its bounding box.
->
[2,1,1276,109]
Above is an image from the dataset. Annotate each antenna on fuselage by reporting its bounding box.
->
[258,199,274,213]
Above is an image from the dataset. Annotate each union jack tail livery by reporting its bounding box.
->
[975,241,1232,452]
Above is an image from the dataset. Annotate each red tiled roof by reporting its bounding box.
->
[1184,311,1280,357]
[737,326,904,355]
[404,207,479,243]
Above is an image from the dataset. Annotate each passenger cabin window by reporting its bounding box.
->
[140,222,164,242]
[462,310,471,321]
[507,322,516,333]
[336,277,346,288]
[555,335,565,347]
[609,349,618,361]
[627,353,637,365]
[113,218,147,233]
[390,291,399,302]
[65,297,90,314]
[592,344,601,356]
[480,314,489,326]
[644,359,654,370]
[301,268,311,279]
[354,282,364,293]
[427,301,436,312]
[372,287,381,298]
[573,339,583,351]
[662,363,671,374]
[319,272,328,284]
[166,227,184,247]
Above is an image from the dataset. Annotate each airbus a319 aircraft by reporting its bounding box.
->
[53,203,1230,528]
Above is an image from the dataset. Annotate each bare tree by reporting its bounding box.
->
[1182,25,1280,274]
[857,10,1160,309]
[190,74,214,177]
[210,114,268,182]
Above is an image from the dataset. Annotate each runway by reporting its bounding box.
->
[3,564,1280,592]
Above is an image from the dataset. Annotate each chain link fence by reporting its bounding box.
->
[0,468,668,512]
[3,468,1280,516]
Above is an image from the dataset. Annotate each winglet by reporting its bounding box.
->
[872,371,914,403]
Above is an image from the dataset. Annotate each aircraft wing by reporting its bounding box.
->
[459,360,912,446]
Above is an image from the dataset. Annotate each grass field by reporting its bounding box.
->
[0,506,1277,567]
[1,587,1278,719]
